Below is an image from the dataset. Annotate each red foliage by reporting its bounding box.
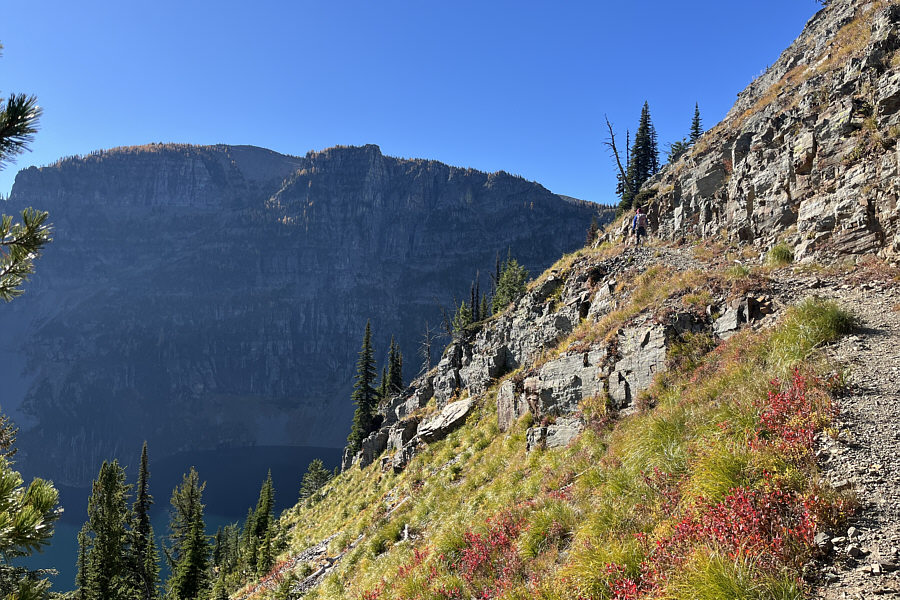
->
[753,370,834,460]
[454,510,526,598]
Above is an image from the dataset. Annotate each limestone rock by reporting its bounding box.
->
[417,398,474,443]
[526,417,584,452]
[609,325,667,409]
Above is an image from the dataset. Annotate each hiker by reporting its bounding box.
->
[632,206,649,247]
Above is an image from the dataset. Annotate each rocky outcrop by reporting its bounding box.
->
[645,1,900,260]
[347,248,789,470]
[0,143,607,485]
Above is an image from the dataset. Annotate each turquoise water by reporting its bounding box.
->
[22,445,342,592]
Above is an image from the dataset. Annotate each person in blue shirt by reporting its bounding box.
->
[632,206,649,247]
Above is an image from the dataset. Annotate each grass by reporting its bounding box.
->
[236,244,856,599]
[767,243,794,267]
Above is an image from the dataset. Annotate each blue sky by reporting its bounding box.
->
[1,1,821,204]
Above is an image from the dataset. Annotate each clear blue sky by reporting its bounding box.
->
[1,1,822,204]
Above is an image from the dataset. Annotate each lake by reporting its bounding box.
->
[22,445,343,591]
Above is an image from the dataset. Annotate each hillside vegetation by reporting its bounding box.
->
[225,234,861,600]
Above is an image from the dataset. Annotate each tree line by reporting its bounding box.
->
[608,102,704,214]
[73,442,334,600]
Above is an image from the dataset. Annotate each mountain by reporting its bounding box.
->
[208,3,900,599]
[0,143,606,486]
[641,0,900,259]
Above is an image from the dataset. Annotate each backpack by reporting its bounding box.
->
[636,213,648,228]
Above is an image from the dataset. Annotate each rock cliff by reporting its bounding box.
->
[642,0,900,260]
[0,143,605,485]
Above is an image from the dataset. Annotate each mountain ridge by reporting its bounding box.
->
[1,142,606,486]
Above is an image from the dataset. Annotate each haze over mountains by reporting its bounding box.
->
[0,142,604,486]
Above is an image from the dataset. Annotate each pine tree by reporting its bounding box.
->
[666,138,691,164]
[83,460,136,600]
[690,103,703,144]
[377,366,388,403]
[165,469,210,600]
[451,301,473,337]
[130,443,159,600]
[76,524,90,599]
[479,295,490,322]
[0,455,60,599]
[165,468,205,570]
[346,321,378,454]
[0,44,51,302]
[492,255,529,313]
[299,459,332,500]
[586,217,599,246]
[387,336,403,395]
[620,102,660,211]
[168,518,210,600]
[252,471,274,542]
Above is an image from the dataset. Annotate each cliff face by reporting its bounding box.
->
[644,0,900,260]
[0,143,604,485]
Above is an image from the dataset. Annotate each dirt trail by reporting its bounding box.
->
[813,280,900,598]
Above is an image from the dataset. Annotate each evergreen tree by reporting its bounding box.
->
[387,336,403,395]
[479,295,490,322]
[83,460,136,600]
[620,102,660,211]
[586,217,600,246]
[0,454,60,599]
[377,366,389,404]
[0,44,52,302]
[299,459,332,501]
[666,138,691,164]
[492,255,529,313]
[130,443,159,600]
[451,301,473,337]
[164,468,205,570]
[210,574,229,600]
[346,321,378,454]
[168,518,210,600]
[76,524,90,599]
[165,469,210,600]
[252,471,274,542]
[690,103,703,144]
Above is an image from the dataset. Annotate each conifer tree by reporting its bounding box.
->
[168,518,210,600]
[165,469,210,600]
[346,321,378,454]
[387,336,403,395]
[1,43,52,303]
[299,459,332,500]
[76,524,90,599]
[82,460,136,600]
[130,442,159,600]
[451,301,473,337]
[479,295,490,322]
[164,468,205,570]
[492,254,529,313]
[586,217,599,246]
[690,103,703,144]
[377,366,389,404]
[621,101,660,211]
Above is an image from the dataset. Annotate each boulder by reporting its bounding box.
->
[497,379,528,432]
[387,418,419,452]
[526,417,584,452]
[609,325,666,409]
[417,397,474,443]
[354,429,389,469]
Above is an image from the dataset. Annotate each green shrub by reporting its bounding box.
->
[767,243,794,267]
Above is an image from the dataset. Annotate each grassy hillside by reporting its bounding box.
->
[226,237,858,600]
